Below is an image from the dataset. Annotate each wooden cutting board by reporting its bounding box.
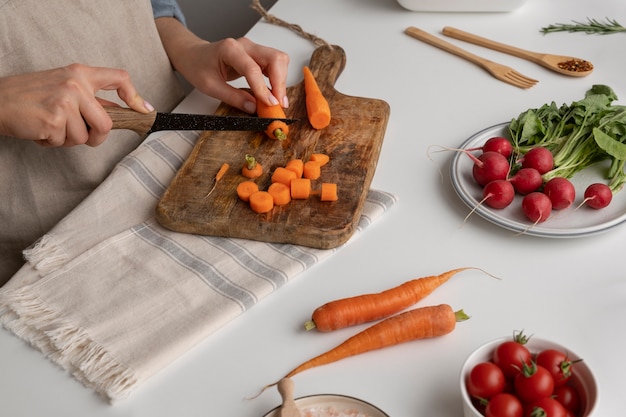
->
[156,45,390,249]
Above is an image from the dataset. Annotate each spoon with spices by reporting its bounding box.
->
[277,378,301,417]
[441,26,594,77]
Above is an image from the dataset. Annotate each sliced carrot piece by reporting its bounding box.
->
[236,181,259,202]
[249,191,274,213]
[291,178,311,199]
[268,182,292,205]
[310,153,330,166]
[271,167,297,186]
[303,161,321,180]
[242,154,263,179]
[285,159,304,179]
[320,183,338,202]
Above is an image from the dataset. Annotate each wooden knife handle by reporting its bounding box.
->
[104,106,157,136]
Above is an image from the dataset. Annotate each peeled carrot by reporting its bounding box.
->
[236,181,259,202]
[303,66,331,130]
[290,178,311,199]
[305,267,491,331]
[303,160,321,180]
[320,183,338,202]
[271,167,297,186]
[257,100,289,140]
[249,191,274,213]
[205,162,230,198]
[268,182,292,206]
[242,154,263,179]
[285,159,304,178]
[310,153,330,167]
[268,305,468,389]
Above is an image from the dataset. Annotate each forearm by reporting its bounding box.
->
[155,17,207,76]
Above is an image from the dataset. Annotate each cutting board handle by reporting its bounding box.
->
[306,45,346,92]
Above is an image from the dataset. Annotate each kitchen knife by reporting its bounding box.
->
[104,106,298,136]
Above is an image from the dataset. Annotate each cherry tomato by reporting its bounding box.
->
[536,349,575,387]
[486,393,523,417]
[526,397,568,417]
[554,385,581,414]
[514,362,554,403]
[467,362,506,399]
[493,331,532,378]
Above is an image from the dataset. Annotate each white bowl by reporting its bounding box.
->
[262,394,389,417]
[396,0,527,12]
[460,337,598,417]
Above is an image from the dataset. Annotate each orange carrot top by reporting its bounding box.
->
[303,66,331,130]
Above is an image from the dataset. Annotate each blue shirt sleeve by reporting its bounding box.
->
[151,0,187,26]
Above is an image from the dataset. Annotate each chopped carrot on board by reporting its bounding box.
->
[236,181,259,202]
[310,153,330,166]
[291,178,311,199]
[268,182,292,205]
[242,154,263,179]
[320,183,338,202]
[303,161,321,180]
[285,159,304,178]
[249,191,274,213]
[271,167,297,186]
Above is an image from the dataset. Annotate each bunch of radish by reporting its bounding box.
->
[466,136,613,224]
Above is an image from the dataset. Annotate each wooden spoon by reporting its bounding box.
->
[277,378,301,417]
[442,26,594,77]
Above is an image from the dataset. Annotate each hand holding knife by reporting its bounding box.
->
[104,106,299,136]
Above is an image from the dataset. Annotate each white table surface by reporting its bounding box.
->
[2,0,625,415]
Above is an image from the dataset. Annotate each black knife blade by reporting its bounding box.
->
[104,107,298,136]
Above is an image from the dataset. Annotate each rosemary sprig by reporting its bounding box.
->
[541,18,626,35]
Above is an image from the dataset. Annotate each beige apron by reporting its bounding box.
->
[0,0,185,285]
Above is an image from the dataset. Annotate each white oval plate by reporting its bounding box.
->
[450,123,626,237]
[262,394,389,417]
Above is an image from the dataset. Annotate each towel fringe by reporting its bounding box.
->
[22,235,70,274]
[0,287,137,402]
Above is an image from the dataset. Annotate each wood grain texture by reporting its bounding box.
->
[156,45,390,249]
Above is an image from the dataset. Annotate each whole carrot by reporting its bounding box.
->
[305,267,493,331]
[259,304,468,394]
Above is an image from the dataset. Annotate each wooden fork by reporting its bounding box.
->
[405,27,538,89]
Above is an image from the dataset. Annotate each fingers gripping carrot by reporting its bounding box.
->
[305,267,495,331]
[303,66,331,130]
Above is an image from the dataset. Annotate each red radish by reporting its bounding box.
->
[484,137,513,158]
[582,183,613,209]
[472,151,511,186]
[522,192,552,223]
[521,147,554,174]
[543,177,576,210]
[472,137,514,158]
[508,168,543,195]
[482,180,515,209]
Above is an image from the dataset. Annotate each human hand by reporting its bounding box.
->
[0,64,154,147]
[155,18,289,114]
[179,37,290,113]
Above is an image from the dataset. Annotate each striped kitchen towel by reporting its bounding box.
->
[0,129,397,402]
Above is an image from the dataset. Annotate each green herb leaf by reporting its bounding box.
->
[541,18,626,35]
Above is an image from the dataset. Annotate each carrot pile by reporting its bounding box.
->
[236,153,339,213]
